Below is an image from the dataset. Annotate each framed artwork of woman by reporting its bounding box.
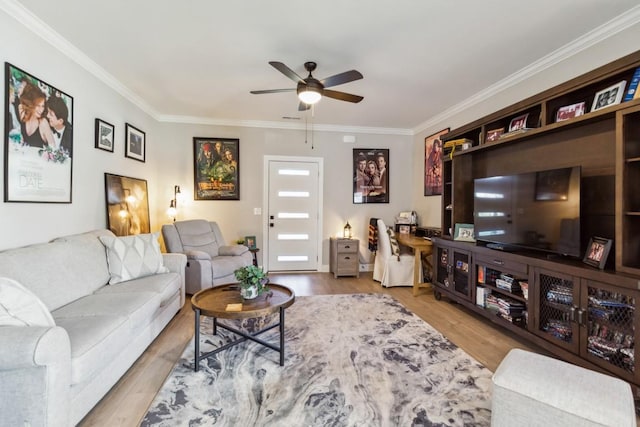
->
[424,128,449,196]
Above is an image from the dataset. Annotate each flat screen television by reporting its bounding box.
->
[473,166,581,257]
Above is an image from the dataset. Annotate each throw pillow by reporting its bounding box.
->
[0,277,55,327]
[387,227,401,261]
[99,232,169,285]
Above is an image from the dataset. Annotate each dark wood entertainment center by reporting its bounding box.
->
[432,49,640,388]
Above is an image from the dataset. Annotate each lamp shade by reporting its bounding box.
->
[344,221,352,239]
[298,89,321,104]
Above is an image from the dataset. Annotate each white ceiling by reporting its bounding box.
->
[8,0,640,134]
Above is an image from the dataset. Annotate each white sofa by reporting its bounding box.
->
[162,219,253,294]
[0,229,186,427]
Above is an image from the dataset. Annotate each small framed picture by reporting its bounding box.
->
[508,113,529,132]
[95,118,114,152]
[485,127,504,143]
[555,102,586,122]
[244,235,257,250]
[125,123,145,162]
[583,237,612,269]
[454,223,476,242]
[591,80,626,112]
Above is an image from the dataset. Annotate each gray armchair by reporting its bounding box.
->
[162,219,253,294]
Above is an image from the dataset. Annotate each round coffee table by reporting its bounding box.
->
[191,283,295,371]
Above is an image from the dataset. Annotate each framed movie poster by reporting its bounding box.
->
[353,148,389,204]
[104,173,150,236]
[193,137,240,200]
[4,62,73,203]
[424,128,449,196]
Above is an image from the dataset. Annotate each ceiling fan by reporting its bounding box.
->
[250,61,364,111]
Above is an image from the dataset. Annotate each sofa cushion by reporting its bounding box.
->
[0,230,112,311]
[99,232,169,285]
[94,272,181,307]
[174,220,220,257]
[52,292,160,384]
[0,277,55,327]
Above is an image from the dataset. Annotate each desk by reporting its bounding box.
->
[396,234,433,296]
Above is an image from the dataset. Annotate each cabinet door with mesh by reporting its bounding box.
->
[581,279,639,383]
[533,268,580,354]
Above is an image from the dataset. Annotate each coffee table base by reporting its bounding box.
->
[193,306,286,371]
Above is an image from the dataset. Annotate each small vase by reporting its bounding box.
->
[240,284,259,300]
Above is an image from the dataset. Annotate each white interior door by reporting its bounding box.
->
[265,157,322,271]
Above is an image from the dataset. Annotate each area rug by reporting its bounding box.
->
[141,294,493,426]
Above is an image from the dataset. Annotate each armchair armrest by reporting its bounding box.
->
[184,250,212,261]
[0,326,71,427]
[219,244,249,256]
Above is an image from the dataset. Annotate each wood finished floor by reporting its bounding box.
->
[77,272,549,426]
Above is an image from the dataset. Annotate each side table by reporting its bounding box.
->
[249,248,259,266]
[329,237,359,278]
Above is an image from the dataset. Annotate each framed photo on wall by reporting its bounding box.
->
[424,128,449,196]
[125,123,145,162]
[104,173,150,236]
[353,148,389,204]
[193,137,240,200]
[95,118,114,152]
[4,62,74,203]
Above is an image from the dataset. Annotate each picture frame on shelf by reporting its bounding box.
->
[104,173,150,236]
[4,62,74,203]
[555,102,586,122]
[193,137,240,200]
[95,118,114,152]
[424,128,449,196]
[508,113,529,132]
[485,127,504,143]
[591,80,626,112]
[244,235,256,250]
[583,236,612,269]
[125,123,145,162]
[453,223,475,242]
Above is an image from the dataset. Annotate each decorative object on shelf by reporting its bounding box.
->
[244,235,257,249]
[104,173,150,236]
[591,80,626,112]
[508,113,529,132]
[583,236,612,269]
[343,221,352,239]
[424,128,449,196]
[193,137,240,200]
[555,102,586,122]
[95,118,114,152]
[485,128,504,143]
[353,148,389,204]
[443,138,473,159]
[4,62,73,203]
[453,223,476,242]
[623,66,640,101]
[167,185,181,221]
[233,265,269,299]
[125,123,145,162]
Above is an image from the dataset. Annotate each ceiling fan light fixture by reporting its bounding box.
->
[298,87,322,105]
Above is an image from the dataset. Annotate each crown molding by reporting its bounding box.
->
[412,4,640,136]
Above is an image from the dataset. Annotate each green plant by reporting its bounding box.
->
[236,238,245,245]
[234,265,269,294]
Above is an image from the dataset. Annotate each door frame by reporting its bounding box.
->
[262,155,324,272]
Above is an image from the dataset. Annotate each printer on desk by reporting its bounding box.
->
[394,211,441,238]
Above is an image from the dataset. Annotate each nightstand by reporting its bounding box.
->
[329,237,359,278]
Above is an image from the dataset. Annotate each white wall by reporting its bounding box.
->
[411,21,640,230]
[0,8,414,269]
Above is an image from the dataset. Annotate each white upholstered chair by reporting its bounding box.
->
[372,219,415,287]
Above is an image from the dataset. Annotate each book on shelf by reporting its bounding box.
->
[499,128,533,139]
[623,66,640,102]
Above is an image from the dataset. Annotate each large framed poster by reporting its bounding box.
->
[193,137,240,200]
[4,63,73,202]
[424,128,448,196]
[353,148,389,204]
[104,173,150,236]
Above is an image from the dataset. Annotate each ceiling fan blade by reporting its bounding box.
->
[269,61,305,84]
[323,89,364,103]
[250,88,296,94]
[320,70,363,88]
[298,102,311,111]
